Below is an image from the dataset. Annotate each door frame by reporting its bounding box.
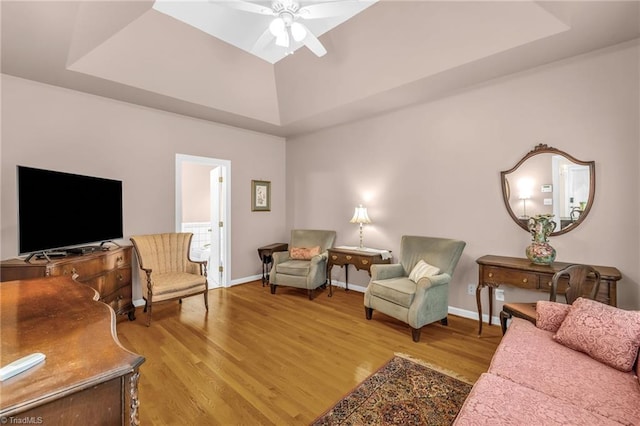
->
[175,153,231,288]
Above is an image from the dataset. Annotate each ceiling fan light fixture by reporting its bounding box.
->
[275,30,290,47]
[269,17,285,37]
[290,22,307,42]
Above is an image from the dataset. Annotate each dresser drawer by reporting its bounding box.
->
[483,266,538,289]
[329,252,352,266]
[82,267,131,297]
[50,250,130,280]
[102,286,133,314]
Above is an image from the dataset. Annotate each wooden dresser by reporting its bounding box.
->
[0,276,144,424]
[0,246,135,320]
[476,255,622,335]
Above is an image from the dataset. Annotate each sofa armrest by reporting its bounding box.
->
[371,264,405,281]
[310,252,328,265]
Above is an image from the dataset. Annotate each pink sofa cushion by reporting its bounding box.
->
[489,318,640,425]
[453,373,619,426]
[536,300,571,332]
[553,297,640,372]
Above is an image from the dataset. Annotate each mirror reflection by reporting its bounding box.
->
[501,144,595,236]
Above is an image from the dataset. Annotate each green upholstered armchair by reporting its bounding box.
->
[364,235,466,342]
[269,229,336,300]
[130,232,208,326]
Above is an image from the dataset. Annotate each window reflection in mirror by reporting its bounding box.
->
[501,144,595,236]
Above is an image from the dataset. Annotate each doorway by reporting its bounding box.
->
[175,154,231,288]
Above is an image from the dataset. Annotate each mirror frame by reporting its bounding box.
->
[501,143,595,236]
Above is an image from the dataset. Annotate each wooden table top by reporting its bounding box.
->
[0,276,144,416]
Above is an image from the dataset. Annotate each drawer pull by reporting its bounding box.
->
[548,281,552,287]
[346,255,352,260]
[361,259,369,265]
[116,256,123,263]
[522,278,528,284]
[488,272,494,278]
[117,274,124,281]
[331,255,338,260]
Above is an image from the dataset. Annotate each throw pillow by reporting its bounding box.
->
[536,301,571,332]
[553,297,640,372]
[408,260,441,283]
[290,246,321,260]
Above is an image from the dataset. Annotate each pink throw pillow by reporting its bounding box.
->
[290,246,321,260]
[536,301,571,332]
[553,297,640,372]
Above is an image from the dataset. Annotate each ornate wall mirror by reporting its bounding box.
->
[501,144,595,236]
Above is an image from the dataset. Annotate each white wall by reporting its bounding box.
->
[1,75,287,297]
[286,40,640,312]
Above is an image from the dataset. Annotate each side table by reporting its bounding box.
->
[258,243,288,286]
[327,247,392,297]
[476,255,622,336]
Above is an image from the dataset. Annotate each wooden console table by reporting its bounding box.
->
[327,247,391,297]
[257,243,288,286]
[0,276,144,424]
[476,255,622,335]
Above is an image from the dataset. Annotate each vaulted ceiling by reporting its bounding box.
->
[2,1,639,137]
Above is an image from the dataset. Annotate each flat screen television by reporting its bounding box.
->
[17,166,123,255]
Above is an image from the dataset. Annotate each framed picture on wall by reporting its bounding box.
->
[251,180,271,212]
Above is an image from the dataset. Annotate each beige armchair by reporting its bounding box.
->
[269,229,336,300]
[130,233,208,326]
[364,235,466,342]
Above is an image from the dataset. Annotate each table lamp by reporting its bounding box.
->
[350,204,371,249]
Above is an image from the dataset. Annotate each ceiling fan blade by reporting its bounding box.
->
[299,24,326,57]
[220,0,274,16]
[298,1,363,19]
[251,27,275,53]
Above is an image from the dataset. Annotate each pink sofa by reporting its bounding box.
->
[455,298,640,425]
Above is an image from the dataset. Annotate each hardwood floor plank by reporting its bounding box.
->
[116,281,502,425]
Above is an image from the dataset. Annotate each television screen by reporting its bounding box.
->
[17,166,123,254]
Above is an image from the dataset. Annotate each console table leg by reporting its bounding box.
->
[476,284,484,336]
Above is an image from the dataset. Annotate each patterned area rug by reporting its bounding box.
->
[311,355,472,426]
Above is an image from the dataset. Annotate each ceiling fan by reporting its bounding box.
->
[223,0,366,57]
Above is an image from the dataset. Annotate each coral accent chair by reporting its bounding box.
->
[499,264,601,334]
[130,233,208,326]
[364,235,466,342]
[269,229,336,300]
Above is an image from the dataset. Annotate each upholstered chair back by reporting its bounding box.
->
[130,233,198,275]
[399,235,466,277]
[290,229,336,254]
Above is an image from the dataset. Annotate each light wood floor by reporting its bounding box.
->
[116,281,503,425]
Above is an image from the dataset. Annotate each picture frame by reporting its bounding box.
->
[251,180,271,212]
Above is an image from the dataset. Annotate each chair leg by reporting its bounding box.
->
[179,299,182,304]
[440,317,448,326]
[307,289,313,300]
[411,327,421,342]
[146,300,152,327]
[499,310,511,335]
[270,284,277,294]
[143,299,148,313]
[365,307,373,320]
[204,290,209,311]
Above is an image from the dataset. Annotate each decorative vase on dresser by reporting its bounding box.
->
[525,214,557,265]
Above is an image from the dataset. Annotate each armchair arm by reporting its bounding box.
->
[309,252,328,265]
[370,264,405,281]
[415,273,451,290]
[272,251,291,265]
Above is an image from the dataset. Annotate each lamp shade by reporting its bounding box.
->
[350,205,371,224]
